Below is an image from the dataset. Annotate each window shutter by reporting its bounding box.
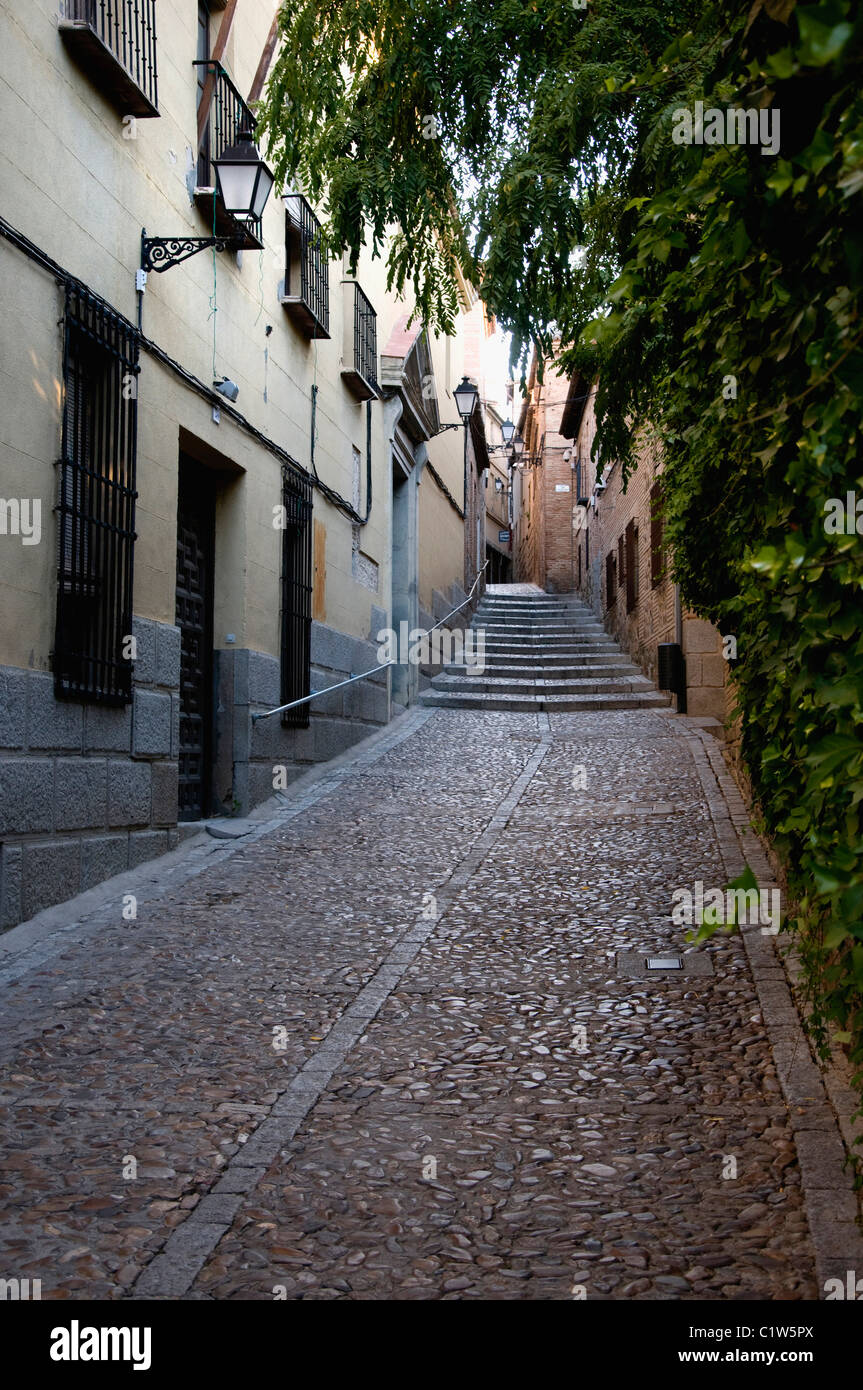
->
[625,519,638,612]
[605,551,616,607]
[650,482,664,586]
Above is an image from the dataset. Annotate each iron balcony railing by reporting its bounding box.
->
[62,0,158,115]
[194,60,263,246]
[283,194,330,339]
[341,281,378,400]
[353,282,378,391]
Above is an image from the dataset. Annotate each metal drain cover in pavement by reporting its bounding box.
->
[617,951,713,978]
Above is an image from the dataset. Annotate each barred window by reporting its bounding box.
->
[280,468,314,728]
[54,285,138,705]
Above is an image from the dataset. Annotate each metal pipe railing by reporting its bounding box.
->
[252,561,488,723]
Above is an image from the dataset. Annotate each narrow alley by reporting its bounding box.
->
[0,595,847,1301]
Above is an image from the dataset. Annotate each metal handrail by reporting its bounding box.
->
[252,561,489,723]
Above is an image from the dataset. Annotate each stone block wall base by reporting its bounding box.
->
[0,617,181,931]
[222,620,392,819]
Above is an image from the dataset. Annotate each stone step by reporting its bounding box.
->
[478,625,605,636]
[419,690,671,712]
[476,614,604,625]
[478,639,619,650]
[476,605,588,617]
[477,615,592,626]
[479,627,611,638]
[419,588,668,713]
[477,600,592,610]
[479,595,586,604]
[445,661,642,678]
[431,674,656,696]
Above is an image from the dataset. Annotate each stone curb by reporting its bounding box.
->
[684,724,863,1297]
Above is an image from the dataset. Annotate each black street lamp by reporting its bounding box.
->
[453,375,480,421]
[452,376,479,521]
[214,126,275,224]
[434,376,481,586]
[141,126,275,274]
[500,417,515,446]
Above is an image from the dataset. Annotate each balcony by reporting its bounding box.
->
[193,61,263,251]
[281,195,330,339]
[59,0,159,118]
[341,281,379,401]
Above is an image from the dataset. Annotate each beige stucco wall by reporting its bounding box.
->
[418,327,471,611]
[0,248,62,669]
[1,0,476,677]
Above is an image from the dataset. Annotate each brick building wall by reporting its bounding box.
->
[513,349,578,591]
[563,380,729,723]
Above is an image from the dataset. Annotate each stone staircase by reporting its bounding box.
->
[419,590,670,713]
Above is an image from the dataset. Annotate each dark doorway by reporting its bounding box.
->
[279,467,314,728]
[175,456,215,820]
[390,452,412,705]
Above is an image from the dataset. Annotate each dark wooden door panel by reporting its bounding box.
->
[175,460,215,820]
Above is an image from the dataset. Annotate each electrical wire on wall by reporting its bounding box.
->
[309,360,373,527]
[0,214,372,528]
[208,191,218,380]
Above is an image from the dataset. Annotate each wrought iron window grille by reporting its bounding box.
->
[54,283,139,705]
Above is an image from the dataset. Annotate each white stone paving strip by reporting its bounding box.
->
[132,720,553,1296]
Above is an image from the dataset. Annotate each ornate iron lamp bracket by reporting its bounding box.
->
[141,229,243,274]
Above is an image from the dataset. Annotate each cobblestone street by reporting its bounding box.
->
[1,704,843,1301]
